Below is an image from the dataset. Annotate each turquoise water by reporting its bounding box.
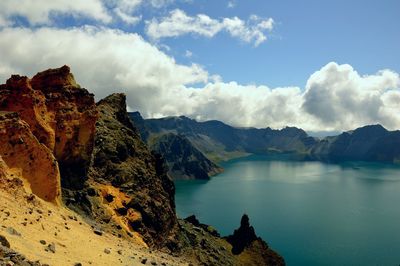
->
[175,155,400,266]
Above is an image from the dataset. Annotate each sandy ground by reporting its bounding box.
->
[0,190,191,266]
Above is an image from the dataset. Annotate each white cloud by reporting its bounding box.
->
[0,0,111,26]
[184,50,193,58]
[112,0,143,25]
[148,0,175,8]
[0,26,399,132]
[0,26,208,114]
[227,1,236,8]
[145,9,274,46]
[303,62,400,130]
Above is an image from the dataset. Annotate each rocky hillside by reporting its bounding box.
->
[309,124,400,162]
[0,66,285,266]
[130,112,223,180]
[149,133,223,180]
[87,93,178,248]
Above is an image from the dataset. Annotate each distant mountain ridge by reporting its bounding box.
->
[130,112,317,160]
[130,112,400,178]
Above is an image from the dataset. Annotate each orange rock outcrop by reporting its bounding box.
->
[0,66,98,191]
[0,112,61,203]
[0,75,55,150]
[30,65,97,165]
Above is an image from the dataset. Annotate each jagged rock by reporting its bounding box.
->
[88,93,177,247]
[0,235,10,248]
[0,245,44,266]
[0,66,98,190]
[0,112,61,203]
[30,66,98,189]
[225,214,285,265]
[226,214,258,255]
[184,215,220,237]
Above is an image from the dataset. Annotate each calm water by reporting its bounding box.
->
[175,155,400,266]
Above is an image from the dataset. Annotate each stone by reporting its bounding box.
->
[0,235,10,248]
[93,229,103,236]
[47,243,56,253]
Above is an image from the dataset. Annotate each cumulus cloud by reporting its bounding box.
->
[111,0,143,25]
[0,0,177,27]
[303,62,400,130]
[0,26,399,132]
[0,0,111,26]
[145,9,274,46]
[0,26,208,113]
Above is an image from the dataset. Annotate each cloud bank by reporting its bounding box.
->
[0,0,111,26]
[0,26,399,132]
[146,9,274,46]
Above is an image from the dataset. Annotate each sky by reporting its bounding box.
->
[0,0,399,132]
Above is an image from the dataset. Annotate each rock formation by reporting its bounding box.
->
[87,93,177,247]
[226,214,259,254]
[226,214,285,265]
[0,112,60,203]
[30,66,98,189]
[0,66,98,190]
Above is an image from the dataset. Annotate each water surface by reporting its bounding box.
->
[175,155,400,266]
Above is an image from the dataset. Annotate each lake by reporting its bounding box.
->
[174,155,400,266]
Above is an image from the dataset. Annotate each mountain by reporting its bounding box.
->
[130,112,225,180]
[130,113,317,161]
[0,66,284,266]
[132,114,400,166]
[309,124,400,162]
[151,133,223,180]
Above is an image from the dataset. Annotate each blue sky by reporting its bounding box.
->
[0,0,399,131]
[158,0,400,87]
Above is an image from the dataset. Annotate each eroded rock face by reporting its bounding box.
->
[0,112,61,203]
[0,75,55,150]
[0,66,98,189]
[88,93,177,247]
[31,66,98,189]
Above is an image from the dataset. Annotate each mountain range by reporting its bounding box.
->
[130,112,400,180]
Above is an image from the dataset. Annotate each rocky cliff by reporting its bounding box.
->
[0,112,61,203]
[87,93,178,247]
[0,66,285,265]
[150,133,223,180]
[0,66,98,190]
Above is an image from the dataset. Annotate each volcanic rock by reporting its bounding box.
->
[88,93,177,247]
[0,112,61,203]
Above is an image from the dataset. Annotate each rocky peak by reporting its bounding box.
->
[226,214,259,255]
[0,66,98,191]
[88,93,178,247]
[352,124,387,138]
[97,93,135,132]
[30,65,78,91]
